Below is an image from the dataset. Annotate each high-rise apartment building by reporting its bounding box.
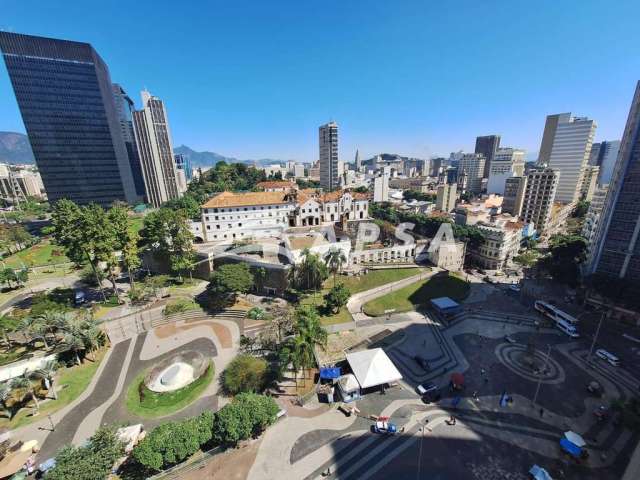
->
[582,185,608,257]
[0,32,140,206]
[319,122,339,190]
[436,182,457,212]
[113,84,146,198]
[486,148,525,195]
[537,113,597,204]
[355,149,362,172]
[475,135,501,178]
[132,90,181,208]
[373,168,390,202]
[174,153,193,181]
[502,176,527,217]
[587,82,640,280]
[457,153,485,195]
[520,167,559,235]
[589,140,620,186]
[580,165,599,201]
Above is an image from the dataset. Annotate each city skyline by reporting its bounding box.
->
[1,0,640,162]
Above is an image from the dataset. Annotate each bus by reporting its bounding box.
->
[534,300,579,325]
[556,319,580,338]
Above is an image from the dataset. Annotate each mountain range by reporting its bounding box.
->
[0,133,289,168]
[174,145,289,168]
[0,131,35,164]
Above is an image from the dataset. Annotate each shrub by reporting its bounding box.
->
[212,393,279,446]
[46,425,124,480]
[222,354,269,395]
[132,410,214,471]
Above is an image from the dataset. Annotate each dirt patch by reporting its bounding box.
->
[154,321,232,348]
[277,397,330,418]
[180,438,262,480]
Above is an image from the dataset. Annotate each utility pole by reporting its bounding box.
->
[532,344,552,406]
[586,311,605,366]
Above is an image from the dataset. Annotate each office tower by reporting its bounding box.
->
[457,153,485,194]
[588,82,640,280]
[0,32,140,206]
[486,148,525,195]
[436,182,457,212]
[355,149,362,172]
[132,90,181,208]
[503,176,527,217]
[537,113,597,204]
[174,153,193,181]
[588,142,601,166]
[430,157,445,177]
[319,122,339,190]
[520,167,559,235]
[293,163,305,178]
[373,168,390,202]
[589,140,620,185]
[475,135,501,178]
[582,185,608,256]
[580,165,599,201]
[113,84,146,198]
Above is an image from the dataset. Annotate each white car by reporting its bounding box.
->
[596,349,620,367]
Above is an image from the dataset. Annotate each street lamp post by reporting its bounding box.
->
[532,344,552,406]
[586,311,605,366]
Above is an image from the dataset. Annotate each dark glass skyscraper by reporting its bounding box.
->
[475,134,501,178]
[113,84,146,199]
[588,82,640,280]
[0,32,140,206]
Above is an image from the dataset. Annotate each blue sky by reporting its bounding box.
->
[1,0,639,162]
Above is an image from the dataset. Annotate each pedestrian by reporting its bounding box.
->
[473,391,478,400]
[539,407,544,418]
[480,367,486,376]
[484,377,489,384]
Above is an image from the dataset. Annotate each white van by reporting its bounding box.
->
[556,320,580,338]
[596,349,620,367]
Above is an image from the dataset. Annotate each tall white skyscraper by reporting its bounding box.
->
[457,153,485,194]
[132,90,181,208]
[355,149,362,172]
[537,113,597,204]
[486,148,525,195]
[319,121,339,191]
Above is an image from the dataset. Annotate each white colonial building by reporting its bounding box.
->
[196,188,369,243]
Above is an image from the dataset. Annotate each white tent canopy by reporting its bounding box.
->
[564,431,586,447]
[346,348,403,389]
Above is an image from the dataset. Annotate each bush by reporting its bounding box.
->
[222,354,269,395]
[247,307,265,320]
[164,298,199,316]
[323,283,350,313]
[132,410,214,471]
[46,425,124,480]
[212,393,279,446]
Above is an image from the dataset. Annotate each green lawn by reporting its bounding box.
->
[129,215,145,235]
[0,348,106,429]
[300,268,427,325]
[125,362,214,418]
[362,273,470,317]
[2,239,69,268]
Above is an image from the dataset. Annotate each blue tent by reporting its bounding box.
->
[320,367,341,380]
[560,438,582,457]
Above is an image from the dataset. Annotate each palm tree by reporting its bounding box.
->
[33,360,59,400]
[324,248,347,287]
[291,306,328,387]
[21,316,49,349]
[0,383,12,419]
[80,324,103,361]
[10,374,39,415]
[62,333,85,365]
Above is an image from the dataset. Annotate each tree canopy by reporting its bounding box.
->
[207,263,255,306]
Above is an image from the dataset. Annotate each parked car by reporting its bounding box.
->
[504,334,517,344]
[595,349,620,367]
[417,382,438,396]
[74,289,86,305]
[413,355,430,371]
[372,421,397,435]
